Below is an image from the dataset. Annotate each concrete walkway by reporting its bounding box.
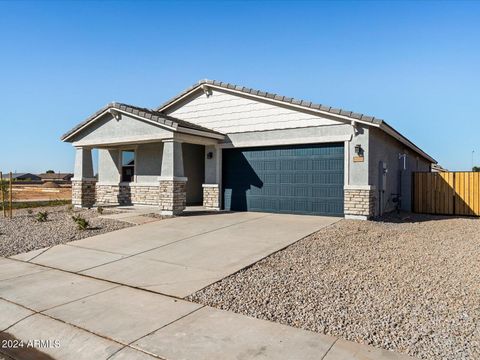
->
[1,212,416,359]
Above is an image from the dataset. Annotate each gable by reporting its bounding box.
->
[69,112,172,146]
[166,89,343,134]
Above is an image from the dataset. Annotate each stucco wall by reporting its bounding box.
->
[167,89,342,133]
[183,143,205,205]
[136,143,163,183]
[98,149,120,183]
[369,127,431,214]
[348,125,370,186]
[98,143,164,184]
[225,124,351,148]
[204,145,219,184]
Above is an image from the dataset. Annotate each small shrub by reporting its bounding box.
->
[36,211,48,222]
[97,206,104,215]
[66,204,74,213]
[27,209,33,215]
[72,215,89,231]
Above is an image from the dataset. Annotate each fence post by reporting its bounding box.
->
[0,172,4,217]
[453,173,457,215]
[412,172,416,213]
[9,172,12,218]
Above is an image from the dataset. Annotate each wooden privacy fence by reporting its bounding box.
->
[413,172,480,216]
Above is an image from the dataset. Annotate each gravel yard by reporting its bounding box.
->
[188,213,480,360]
[0,206,132,257]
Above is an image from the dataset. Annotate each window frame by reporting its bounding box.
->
[120,148,136,183]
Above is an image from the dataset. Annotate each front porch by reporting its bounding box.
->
[65,103,224,215]
[72,140,222,215]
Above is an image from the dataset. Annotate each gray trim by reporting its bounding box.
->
[61,102,223,142]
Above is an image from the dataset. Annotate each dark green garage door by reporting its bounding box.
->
[222,143,344,216]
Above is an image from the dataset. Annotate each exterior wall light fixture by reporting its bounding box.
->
[355,144,363,156]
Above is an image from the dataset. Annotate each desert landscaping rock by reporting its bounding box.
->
[0,206,132,257]
[188,213,480,360]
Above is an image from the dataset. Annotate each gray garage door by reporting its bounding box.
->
[222,143,344,216]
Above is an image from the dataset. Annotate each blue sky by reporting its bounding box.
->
[0,0,478,173]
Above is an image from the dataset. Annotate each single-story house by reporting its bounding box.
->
[431,164,448,173]
[10,173,42,181]
[38,172,74,183]
[61,80,436,219]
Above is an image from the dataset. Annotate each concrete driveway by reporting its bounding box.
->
[12,212,337,297]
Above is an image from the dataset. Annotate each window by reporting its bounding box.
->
[121,150,135,182]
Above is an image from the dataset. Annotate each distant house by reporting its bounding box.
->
[38,173,74,183]
[11,173,41,181]
[431,164,448,172]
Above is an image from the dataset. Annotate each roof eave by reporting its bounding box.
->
[177,126,225,140]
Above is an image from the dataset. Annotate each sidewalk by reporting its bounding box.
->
[0,258,415,360]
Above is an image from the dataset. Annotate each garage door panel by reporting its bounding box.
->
[294,173,309,184]
[222,143,344,216]
[311,186,341,198]
[262,174,277,184]
[279,160,295,171]
[312,159,344,171]
[249,185,277,196]
[295,159,310,170]
[312,172,343,184]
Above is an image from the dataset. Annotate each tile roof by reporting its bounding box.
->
[61,102,222,141]
[156,79,436,163]
[156,79,384,125]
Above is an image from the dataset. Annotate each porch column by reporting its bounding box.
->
[72,147,96,208]
[202,145,221,210]
[159,139,187,215]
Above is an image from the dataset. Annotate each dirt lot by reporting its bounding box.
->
[10,184,71,202]
[188,213,480,360]
[0,206,131,257]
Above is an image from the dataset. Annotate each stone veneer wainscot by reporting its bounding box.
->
[202,184,220,209]
[344,188,376,219]
[160,179,187,214]
[96,183,161,206]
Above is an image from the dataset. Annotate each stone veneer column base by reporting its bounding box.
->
[160,179,187,215]
[96,183,163,206]
[72,179,97,208]
[344,187,375,220]
[202,184,220,210]
[95,184,120,206]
